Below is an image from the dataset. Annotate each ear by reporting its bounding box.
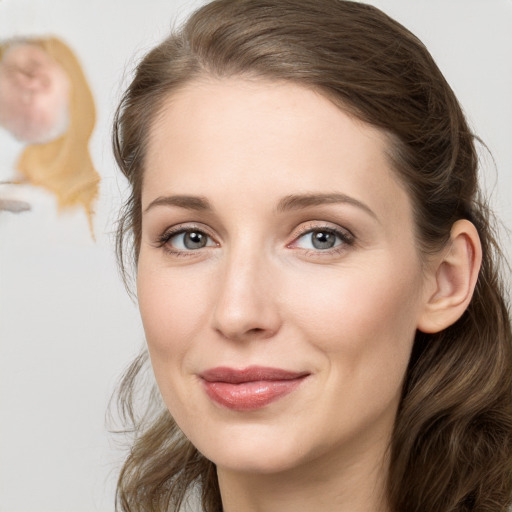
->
[417,219,482,334]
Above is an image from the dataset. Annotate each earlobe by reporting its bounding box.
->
[417,219,482,334]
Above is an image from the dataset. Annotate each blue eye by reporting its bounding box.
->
[294,228,351,251]
[163,229,216,251]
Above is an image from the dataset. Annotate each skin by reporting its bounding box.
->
[137,78,478,512]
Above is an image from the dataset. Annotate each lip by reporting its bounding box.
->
[200,366,310,411]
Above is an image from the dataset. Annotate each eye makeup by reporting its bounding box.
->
[153,219,356,260]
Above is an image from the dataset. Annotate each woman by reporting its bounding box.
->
[113,1,512,511]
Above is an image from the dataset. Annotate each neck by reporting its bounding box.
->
[217,439,391,512]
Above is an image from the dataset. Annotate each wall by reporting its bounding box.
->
[0,1,510,511]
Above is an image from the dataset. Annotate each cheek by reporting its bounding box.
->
[288,258,422,372]
[286,259,422,435]
[137,261,209,364]
[137,261,218,427]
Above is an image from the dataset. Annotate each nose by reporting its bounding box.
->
[211,249,282,342]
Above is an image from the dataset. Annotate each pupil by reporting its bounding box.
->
[312,231,335,250]
[184,231,206,249]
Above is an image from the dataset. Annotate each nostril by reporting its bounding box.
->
[246,327,276,339]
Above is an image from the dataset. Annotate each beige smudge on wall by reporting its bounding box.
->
[0,37,99,234]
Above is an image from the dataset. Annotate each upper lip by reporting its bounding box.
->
[200,366,310,384]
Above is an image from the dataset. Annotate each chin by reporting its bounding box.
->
[189,422,314,475]
[210,448,306,475]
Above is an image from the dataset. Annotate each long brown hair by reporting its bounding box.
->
[112,1,512,510]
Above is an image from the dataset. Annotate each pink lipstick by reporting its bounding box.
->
[200,366,309,411]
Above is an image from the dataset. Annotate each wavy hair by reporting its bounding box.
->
[112,1,512,510]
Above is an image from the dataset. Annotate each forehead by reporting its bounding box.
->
[143,77,411,223]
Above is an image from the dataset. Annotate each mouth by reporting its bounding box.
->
[199,366,310,411]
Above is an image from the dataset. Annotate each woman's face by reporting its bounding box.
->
[138,78,430,476]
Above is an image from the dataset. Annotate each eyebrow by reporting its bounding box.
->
[276,193,377,219]
[144,192,377,220]
[144,195,212,213]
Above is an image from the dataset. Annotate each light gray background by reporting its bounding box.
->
[0,1,510,511]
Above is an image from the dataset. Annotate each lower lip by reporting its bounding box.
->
[202,377,307,411]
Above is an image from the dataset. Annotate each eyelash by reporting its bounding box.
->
[288,224,355,256]
[156,224,217,257]
[156,223,355,258]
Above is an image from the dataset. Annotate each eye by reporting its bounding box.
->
[160,228,217,252]
[291,227,353,251]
